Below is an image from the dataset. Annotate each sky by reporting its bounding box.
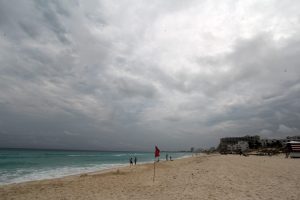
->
[0,0,300,151]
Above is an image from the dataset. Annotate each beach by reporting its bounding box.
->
[0,154,299,200]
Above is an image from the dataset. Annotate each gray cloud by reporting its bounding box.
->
[0,0,300,151]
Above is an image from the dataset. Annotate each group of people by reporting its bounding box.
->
[129,157,137,166]
[130,154,173,166]
[165,154,173,161]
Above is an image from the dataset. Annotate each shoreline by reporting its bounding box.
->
[0,155,191,188]
[0,154,193,187]
[1,154,299,200]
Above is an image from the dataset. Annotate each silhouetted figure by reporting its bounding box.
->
[134,157,137,165]
[285,144,291,158]
[166,154,169,161]
[130,157,133,166]
[285,151,289,158]
[170,156,173,161]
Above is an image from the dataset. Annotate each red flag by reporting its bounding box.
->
[155,146,160,157]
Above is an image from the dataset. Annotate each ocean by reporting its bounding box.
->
[0,149,191,185]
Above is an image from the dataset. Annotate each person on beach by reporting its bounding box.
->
[169,156,173,161]
[134,157,137,165]
[166,154,168,161]
[130,157,133,166]
[285,144,291,158]
[285,150,289,158]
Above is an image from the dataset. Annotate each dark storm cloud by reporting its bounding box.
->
[202,34,300,139]
[0,0,300,150]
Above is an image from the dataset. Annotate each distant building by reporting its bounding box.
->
[227,141,249,152]
[190,147,194,152]
[219,135,300,153]
[287,136,300,142]
[261,139,278,147]
[261,136,300,147]
[219,135,260,153]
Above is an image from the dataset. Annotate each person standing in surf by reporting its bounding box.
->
[129,157,133,166]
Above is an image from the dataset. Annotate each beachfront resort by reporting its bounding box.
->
[217,135,300,157]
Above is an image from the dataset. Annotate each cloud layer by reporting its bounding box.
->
[0,0,300,150]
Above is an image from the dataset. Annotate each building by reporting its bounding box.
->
[218,135,300,153]
[261,139,280,147]
[220,135,260,145]
[287,141,300,158]
[219,135,260,153]
[261,136,300,147]
[287,136,300,142]
[227,141,249,152]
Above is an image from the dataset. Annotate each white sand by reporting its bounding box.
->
[0,154,299,200]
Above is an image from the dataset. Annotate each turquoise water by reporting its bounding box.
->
[0,149,190,185]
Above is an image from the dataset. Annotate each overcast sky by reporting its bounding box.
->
[0,0,300,151]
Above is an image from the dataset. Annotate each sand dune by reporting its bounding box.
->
[1,154,299,200]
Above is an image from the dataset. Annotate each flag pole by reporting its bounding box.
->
[153,145,160,182]
[153,159,156,182]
